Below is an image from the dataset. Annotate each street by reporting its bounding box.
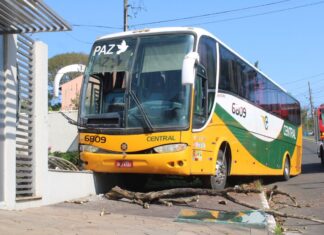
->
[86,137,324,234]
[264,138,324,234]
[1,138,324,235]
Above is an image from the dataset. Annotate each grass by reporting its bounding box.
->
[274,224,283,235]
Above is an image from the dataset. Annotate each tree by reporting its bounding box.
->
[48,52,88,81]
[301,106,314,134]
[70,92,80,110]
[48,53,88,109]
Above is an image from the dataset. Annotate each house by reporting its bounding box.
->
[61,75,83,111]
[0,0,96,210]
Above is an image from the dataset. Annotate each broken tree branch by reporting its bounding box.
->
[266,185,298,207]
[106,186,324,224]
[264,209,324,224]
[158,195,199,206]
[106,186,260,203]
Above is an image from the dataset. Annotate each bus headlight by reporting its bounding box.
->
[80,145,101,153]
[154,144,187,153]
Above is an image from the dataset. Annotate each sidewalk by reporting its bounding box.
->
[0,191,273,234]
[0,206,268,235]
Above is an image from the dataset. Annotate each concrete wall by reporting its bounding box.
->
[0,34,18,208]
[0,38,98,210]
[45,170,96,205]
[0,34,5,204]
[13,170,96,210]
[48,111,78,152]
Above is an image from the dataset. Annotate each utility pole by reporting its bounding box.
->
[308,81,315,134]
[123,0,128,31]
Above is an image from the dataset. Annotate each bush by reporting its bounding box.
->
[51,151,79,166]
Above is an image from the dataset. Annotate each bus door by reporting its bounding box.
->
[190,36,217,175]
[191,63,215,175]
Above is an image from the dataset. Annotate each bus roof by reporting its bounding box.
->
[96,27,294,101]
[96,27,213,41]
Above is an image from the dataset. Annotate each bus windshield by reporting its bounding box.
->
[321,109,324,125]
[81,34,194,131]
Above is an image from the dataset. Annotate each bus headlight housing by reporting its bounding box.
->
[154,143,187,153]
[80,144,101,153]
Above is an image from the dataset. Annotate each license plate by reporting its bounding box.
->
[115,160,133,168]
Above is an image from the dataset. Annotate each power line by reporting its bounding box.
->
[281,72,324,85]
[286,80,324,96]
[293,84,324,97]
[69,1,290,30]
[69,1,324,37]
[129,0,291,27]
[190,1,324,27]
[72,24,122,30]
[64,32,93,45]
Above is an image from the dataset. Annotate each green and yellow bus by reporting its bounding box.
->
[79,27,302,189]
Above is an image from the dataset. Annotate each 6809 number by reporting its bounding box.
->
[84,135,107,143]
[232,102,247,118]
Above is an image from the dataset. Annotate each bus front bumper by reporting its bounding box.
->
[80,149,191,175]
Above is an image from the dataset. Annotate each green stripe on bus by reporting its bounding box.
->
[215,104,297,169]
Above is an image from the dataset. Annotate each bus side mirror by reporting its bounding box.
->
[182,52,199,85]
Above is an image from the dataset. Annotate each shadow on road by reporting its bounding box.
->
[302,163,324,174]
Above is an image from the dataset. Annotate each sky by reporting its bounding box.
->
[33,0,324,108]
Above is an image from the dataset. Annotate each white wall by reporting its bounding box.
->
[0,34,5,203]
[45,170,96,205]
[0,34,18,209]
[48,111,78,152]
[0,39,98,210]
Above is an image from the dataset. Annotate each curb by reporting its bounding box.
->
[260,191,277,233]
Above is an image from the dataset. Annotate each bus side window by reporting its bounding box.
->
[242,69,249,99]
[219,46,232,93]
[197,36,217,123]
[236,60,244,97]
[198,36,216,89]
[227,60,237,94]
[193,65,208,129]
[219,59,230,91]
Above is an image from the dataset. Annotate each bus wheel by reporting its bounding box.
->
[209,149,228,190]
[320,148,324,166]
[282,157,290,181]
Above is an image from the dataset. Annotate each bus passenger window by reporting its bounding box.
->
[227,60,237,94]
[193,65,207,129]
[197,36,216,123]
[236,61,243,96]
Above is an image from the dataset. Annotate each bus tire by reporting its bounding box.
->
[320,147,324,166]
[282,157,290,181]
[202,149,228,190]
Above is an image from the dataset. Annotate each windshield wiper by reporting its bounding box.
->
[129,90,154,132]
[59,112,102,131]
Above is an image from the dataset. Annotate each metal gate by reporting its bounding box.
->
[16,34,34,198]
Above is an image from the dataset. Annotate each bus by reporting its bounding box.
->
[316,104,324,164]
[78,27,302,189]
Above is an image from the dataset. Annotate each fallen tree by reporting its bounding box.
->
[105,186,324,224]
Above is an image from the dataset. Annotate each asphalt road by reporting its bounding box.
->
[53,137,324,234]
[264,138,324,235]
